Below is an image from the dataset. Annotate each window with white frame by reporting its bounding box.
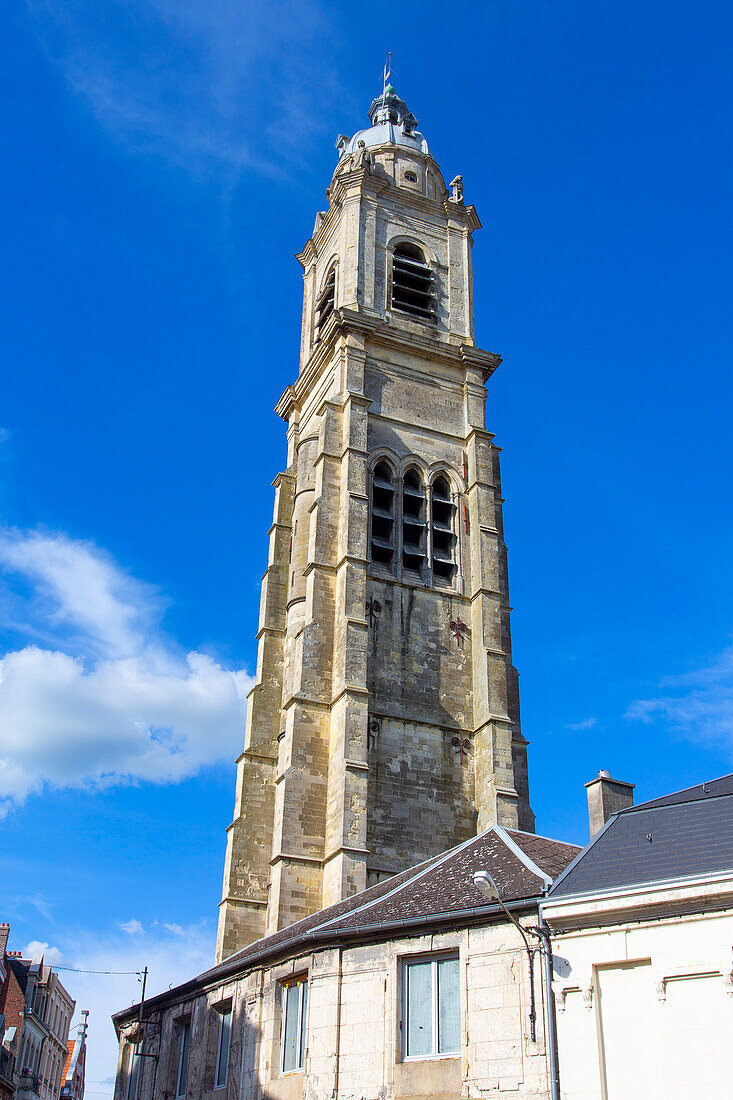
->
[175,1019,190,1098]
[280,976,308,1074]
[214,1006,231,1089]
[403,954,460,1059]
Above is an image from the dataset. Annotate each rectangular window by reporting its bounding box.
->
[175,1020,190,1098]
[214,1007,231,1090]
[403,955,460,1059]
[280,976,308,1074]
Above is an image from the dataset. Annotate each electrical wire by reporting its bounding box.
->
[50,965,143,976]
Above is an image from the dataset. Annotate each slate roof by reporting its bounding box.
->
[114,824,579,1024]
[549,773,733,899]
[634,772,733,809]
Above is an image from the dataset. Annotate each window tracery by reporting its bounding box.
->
[369,462,459,586]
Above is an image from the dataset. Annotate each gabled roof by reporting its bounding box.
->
[114,825,579,1025]
[549,774,733,899]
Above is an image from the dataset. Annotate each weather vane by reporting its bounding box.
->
[383,52,392,93]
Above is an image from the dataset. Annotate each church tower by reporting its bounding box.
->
[216,85,533,962]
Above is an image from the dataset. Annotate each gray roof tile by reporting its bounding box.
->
[550,777,733,898]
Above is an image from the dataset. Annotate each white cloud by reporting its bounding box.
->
[626,644,733,753]
[21,940,63,964]
[119,920,144,937]
[26,0,347,180]
[566,717,598,731]
[0,527,252,813]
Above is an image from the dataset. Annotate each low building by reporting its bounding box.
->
[542,773,733,1100]
[113,826,578,1100]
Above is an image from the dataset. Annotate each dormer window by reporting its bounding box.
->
[392,244,436,323]
[315,268,336,340]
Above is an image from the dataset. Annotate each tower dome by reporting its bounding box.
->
[335,85,431,160]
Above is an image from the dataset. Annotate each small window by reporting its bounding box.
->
[214,1007,231,1089]
[431,475,457,581]
[402,468,426,575]
[315,268,336,340]
[371,461,395,568]
[404,171,418,183]
[175,1020,190,1098]
[392,244,436,322]
[281,976,308,1074]
[403,955,460,1059]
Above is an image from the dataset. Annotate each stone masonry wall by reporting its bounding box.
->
[115,918,552,1100]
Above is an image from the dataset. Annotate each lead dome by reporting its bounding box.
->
[335,85,431,160]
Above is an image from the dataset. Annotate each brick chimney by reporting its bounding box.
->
[0,923,9,957]
[585,770,635,837]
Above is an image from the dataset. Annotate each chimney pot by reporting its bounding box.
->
[585,770,634,837]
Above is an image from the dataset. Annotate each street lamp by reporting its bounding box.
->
[473,871,539,1041]
[472,870,561,1100]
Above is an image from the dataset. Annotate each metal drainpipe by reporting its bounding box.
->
[532,914,560,1100]
[331,946,343,1100]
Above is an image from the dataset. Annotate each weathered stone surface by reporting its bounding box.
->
[217,110,533,963]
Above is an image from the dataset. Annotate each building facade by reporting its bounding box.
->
[218,84,534,963]
[542,774,733,1100]
[1,945,75,1100]
[115,827,578,1100]
[60,1012,88,1100]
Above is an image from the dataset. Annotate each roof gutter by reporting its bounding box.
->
[113,895,540,1028]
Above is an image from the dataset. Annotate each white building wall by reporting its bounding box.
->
[545,882,733,1100]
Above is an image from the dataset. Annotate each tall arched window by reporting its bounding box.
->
[315,267,336,340]
[402,467,426,575]
[430,475,457,580]
[370,460,395,567]
[391,244,436,322]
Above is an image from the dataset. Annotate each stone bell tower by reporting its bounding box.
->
[216,85,533,962]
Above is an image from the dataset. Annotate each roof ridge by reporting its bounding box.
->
[315,825,499,933]
[632,779,733,811]
[506,827,581,848]
[494,826,552,888]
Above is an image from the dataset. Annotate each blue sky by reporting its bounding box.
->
[1,0,732,1085]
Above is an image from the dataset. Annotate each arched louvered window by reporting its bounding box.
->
[402,468,426,575]
[391,244,436,322]
[371,460,395,567]
[431,475,457,580]
[315,267,336,340]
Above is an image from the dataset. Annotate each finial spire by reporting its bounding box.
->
[382,51,391,96]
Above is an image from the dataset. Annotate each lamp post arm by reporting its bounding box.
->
[492,896,535,955]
